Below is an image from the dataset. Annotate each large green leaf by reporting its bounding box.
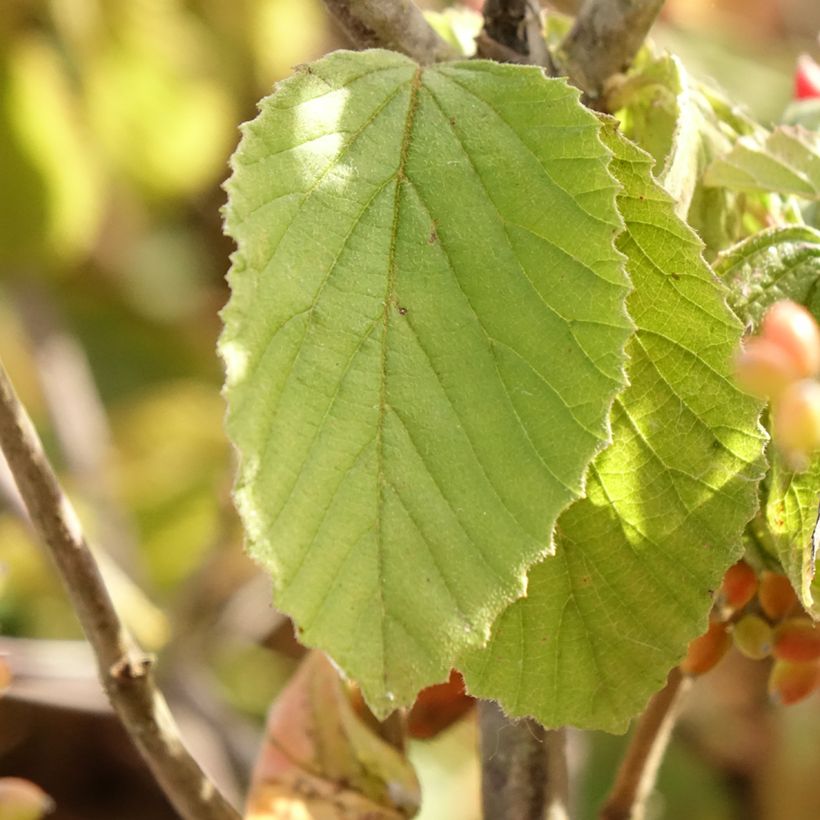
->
[221,50,632,714]
[460,123,766,733]
[716,226,820,615]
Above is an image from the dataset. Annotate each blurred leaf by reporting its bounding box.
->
[0,34,102,268]
[0,778,54,820]
[222,50,631,715]
[245,652,419,820]
[214,643,297,719]
[83,0,235,197]
[112,381,229,589]
[784,99,820,132]
[715,226,820,615]
[460,123,765,732]
[705,126,820,200]
[424,7,481,57]
[0,516,78,639]
[249,0,327,88]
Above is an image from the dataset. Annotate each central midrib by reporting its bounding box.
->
[374,66,423,687]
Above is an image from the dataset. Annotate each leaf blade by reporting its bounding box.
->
[221,50,632,714]
[460,124,767,732]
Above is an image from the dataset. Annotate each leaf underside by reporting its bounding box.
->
[460,123,766,733]
[221,50,632,714]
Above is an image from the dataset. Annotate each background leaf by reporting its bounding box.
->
[705,126,820,201]
[460,124,766,733]
[244,651,419,820]
[221,49,632,714]
[716,226,820,614]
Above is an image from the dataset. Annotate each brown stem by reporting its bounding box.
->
[558,0,666,101]
[599,667,691,820]
[477,0,553,68]
[481,0,530,55]
[321,0,457,64]
[479,700,568,820]
[0,359,240,820]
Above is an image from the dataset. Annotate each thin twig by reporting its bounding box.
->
[479,699,561,820]
[599,667,691,820]
[0,359,240,820]
[321,0,457,64]
[558,0,666,101]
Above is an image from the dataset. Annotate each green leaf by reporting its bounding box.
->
[221,50,632,714]
[705,126,820,201]
[716,226,820,327]
[460,123,766,733]
[715,227,820,614]
[609,54,704,218]
[611,52,803,257]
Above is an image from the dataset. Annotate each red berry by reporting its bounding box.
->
[768,659,820,705]
[773,617,820,663]
[795,54,820,101]
[761,301,820,379]
[681,620,731,677]
[758,572,799,621]
[719,560,758,612]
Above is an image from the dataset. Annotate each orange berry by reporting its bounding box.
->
[681,620,731,677]
[0,658,10,696]
[761,300,820,378]
[773,617,820,663]
[734,336,801,400]
[758,571,799,621]
[732,614,774,660]
[719,560,758,612]
[0,777,54,820]
[768,659,820,705]
[772,379,820,465]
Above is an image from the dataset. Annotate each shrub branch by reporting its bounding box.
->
[321,0,457,63]
[0,360,240,820]
[558,0,666,100]
[599,667,691,820]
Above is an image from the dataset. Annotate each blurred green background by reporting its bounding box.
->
[0,1,818,818]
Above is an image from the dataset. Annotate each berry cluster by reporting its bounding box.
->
[682,561,820,705]
[734,300,820,468]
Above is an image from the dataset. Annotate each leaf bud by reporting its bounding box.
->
[732,613,774,660]
[773,617,820,663]
[758,571,799,621]
[768,659,820,706]
[680,620,731,677]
